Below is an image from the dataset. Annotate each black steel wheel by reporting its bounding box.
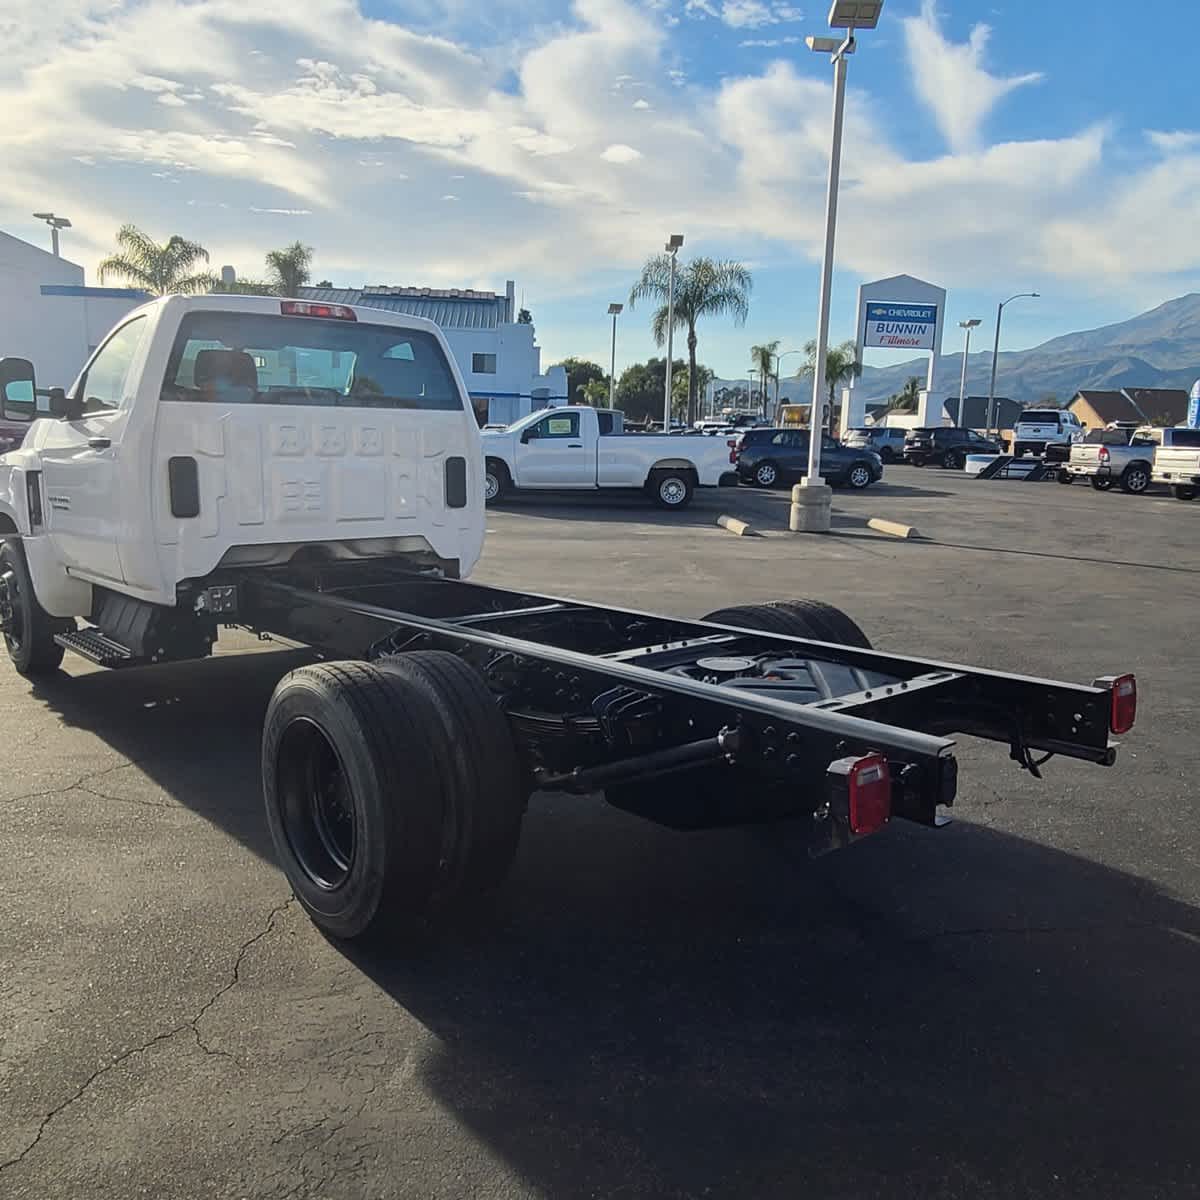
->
[1172,485,1197,501]
[0,540,70,676]
[703,598,871,648]
[1091,476,1114,491]
[1120,464,1151,495]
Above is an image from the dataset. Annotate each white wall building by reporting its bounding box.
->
[301,283,568,426]
[0,231,150,389]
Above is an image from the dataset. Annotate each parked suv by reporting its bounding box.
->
[1012,408,1082,457]
[903,427,1001,469]
[843,426,907,462]
[736,428,882,489]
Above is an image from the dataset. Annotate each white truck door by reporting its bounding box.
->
[512,409,594,487]
[38,315,149,585]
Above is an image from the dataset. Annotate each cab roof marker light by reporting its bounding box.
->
[280,301,357,321]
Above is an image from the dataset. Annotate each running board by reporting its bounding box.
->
[54,627,138,668]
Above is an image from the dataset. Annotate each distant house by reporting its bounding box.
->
[1069,387,1190,429]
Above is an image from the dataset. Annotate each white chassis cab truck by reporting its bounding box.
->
[0,296,1139,944]
[480,405,739,509]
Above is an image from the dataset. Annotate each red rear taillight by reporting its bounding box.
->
[1098,446,1110,463]
[829,753,892,836]
[1108,674,1137,734]
[280,300,357,321]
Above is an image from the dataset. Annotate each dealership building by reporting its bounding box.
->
[0,230,567,425]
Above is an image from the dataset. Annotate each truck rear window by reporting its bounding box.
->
[161,312,463,411]
[1165,428,1200,447]
[1019,411,1060,424]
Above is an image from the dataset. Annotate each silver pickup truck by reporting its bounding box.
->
[1064,426,1160,494]
[1152,427,1200,501]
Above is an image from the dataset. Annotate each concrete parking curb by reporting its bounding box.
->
[867,517,919,539]
[716,514,755,537]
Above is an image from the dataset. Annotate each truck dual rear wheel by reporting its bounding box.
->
[701,598,872,648]
[262,652,525,942]
[0,540,70,677]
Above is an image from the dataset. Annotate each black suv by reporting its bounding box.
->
[903,427,1000,469]
[736,428,882,489]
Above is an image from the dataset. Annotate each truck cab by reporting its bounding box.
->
[0,296,484,664]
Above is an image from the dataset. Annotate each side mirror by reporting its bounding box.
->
[520,429,535,444]
[46,388,75,419]
[0,357,36,423]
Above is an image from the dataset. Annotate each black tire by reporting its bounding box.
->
[484,458,509,505]
[262,656,524,943]
[649,468,694,509]
[1057,469,1074,484]
[1172,485,1197,501]
[1013,445,1026,459]
[1120,463,1151,495]
[751,460,781,488]
[0,539,70,676]
[703,599,871,649]
[375,651,525,896]
[845,461,875,489]
[908,457,925,467]
[1091,476,1114,491]
[943,449,965,471]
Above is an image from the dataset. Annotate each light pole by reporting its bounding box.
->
[801,1,882,501]
[775,349,804,415]
[607,303,623,408]
[663,234,684,432]
[747,369,758,417]
[986,292,1039,436]
[957,318,981,428]
[33,212,71,257]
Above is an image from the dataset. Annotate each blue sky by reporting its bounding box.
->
[2,0,1198,385]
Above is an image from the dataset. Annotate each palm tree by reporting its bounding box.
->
[629,256,752,426]
[265,241,314,296]
[885,376,923,415]
[97,225,215,295]
[750,340,780,418]
[799,339,862,432]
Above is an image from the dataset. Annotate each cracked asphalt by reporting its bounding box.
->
[2,466,1197,1199]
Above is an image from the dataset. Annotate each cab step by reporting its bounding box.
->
[54,627,139,668]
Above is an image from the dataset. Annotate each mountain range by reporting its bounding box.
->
[713,293,1200,408]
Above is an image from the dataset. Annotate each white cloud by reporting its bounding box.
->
[688,0,803,28]
[600,143,642,163]
[902,0,1042,152]
[157,92,186,107]
[1149,130,1200,154]
[740,35,800,46]
[442,193,459,200]
[632,98,651,109]
[249,207,313,215]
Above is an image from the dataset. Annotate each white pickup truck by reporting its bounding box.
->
[481,405,738,508]
[1151,426,1200,501]
[0,294,1139,948]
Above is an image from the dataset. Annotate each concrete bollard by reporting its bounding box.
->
[716,514,754,537]
[789,483,833,533]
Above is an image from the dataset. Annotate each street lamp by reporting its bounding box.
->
[607,303,623,408]
[801,1,880,511]
[986,292,1039,437]
[33,212,71,257]
[957,319,981,428]
[775,348,805,414]
[663,234,684,433]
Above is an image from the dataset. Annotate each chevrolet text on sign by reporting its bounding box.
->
[864,302,939,351]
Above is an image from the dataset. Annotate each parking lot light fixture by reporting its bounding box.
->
[986,293,1039,436]
[801,1,883,501]
[607,303,623,408]
[663,235,684,433]
[957,319,981,428]
[33,211,71,256]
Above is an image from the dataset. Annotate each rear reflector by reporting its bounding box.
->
[280,300,357,321]
[828,752,892,836]
[1109,674,1137,734]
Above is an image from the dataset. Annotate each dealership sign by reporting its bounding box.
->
[863,302,940,351]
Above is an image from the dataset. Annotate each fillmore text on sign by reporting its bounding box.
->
[863,302,939,351]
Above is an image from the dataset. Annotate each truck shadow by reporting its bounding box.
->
[21,652,1200,1196]
[339,801,1200,1198]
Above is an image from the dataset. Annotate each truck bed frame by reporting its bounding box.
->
[204,561,1126,846]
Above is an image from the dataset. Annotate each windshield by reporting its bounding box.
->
[162,311,464,410]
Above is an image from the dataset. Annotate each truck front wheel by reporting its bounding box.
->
[0,540,70,677]
[484,459,510,504]
[649,469,695,509]
[262,654,525,943]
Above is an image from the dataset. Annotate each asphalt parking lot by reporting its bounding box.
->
[2,465,1197,1199]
